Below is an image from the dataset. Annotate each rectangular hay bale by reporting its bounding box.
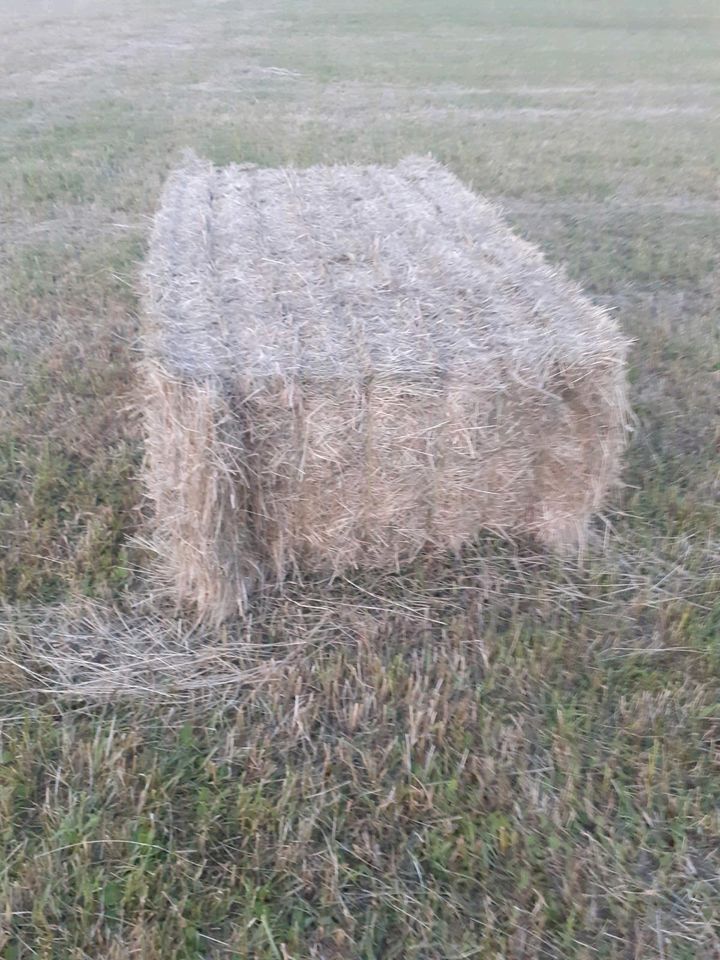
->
[142,154,629,622]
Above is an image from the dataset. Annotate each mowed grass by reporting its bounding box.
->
[1,0,720,957]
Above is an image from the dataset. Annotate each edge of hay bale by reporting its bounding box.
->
[142,361,260,622]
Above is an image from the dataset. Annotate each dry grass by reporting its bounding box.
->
[2,0,720,955]
[143,155,628,622]
[2,532,717,702]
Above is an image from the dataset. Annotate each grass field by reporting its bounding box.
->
[1,0,720,957]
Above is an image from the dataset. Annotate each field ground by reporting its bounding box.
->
[1,1,719,957]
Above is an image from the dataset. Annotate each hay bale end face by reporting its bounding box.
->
[142,155,629,621]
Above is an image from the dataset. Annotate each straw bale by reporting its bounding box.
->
[142,154,629,621]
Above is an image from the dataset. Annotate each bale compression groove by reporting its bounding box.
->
[142,154,629,621]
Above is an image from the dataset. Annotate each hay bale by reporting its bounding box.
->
[142,154,629,622]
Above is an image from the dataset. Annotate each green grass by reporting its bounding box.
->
[1,0,719,956]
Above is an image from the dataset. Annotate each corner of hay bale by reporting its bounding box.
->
[141,361,258,622]
[140,153,631,622]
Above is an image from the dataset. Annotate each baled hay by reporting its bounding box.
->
[142,154,629,622]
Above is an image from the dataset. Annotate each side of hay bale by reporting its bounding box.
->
[142,154,629,621]
[142,364,257,622]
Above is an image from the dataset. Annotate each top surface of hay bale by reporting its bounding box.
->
[143,155,624,385]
